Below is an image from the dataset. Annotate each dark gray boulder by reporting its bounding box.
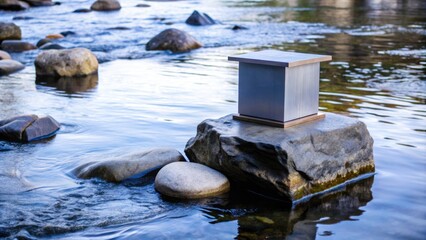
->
[73,148,185,182]
[90,0,121,11]
[0,0,29,11]
[0,59,25,75]
[1,40,36,52]
[155,162,230,199]
[185,113,374,202]
[0,115,60,142]
[0,22,22,41]
[185,10,215,26]
[146,28,202,53]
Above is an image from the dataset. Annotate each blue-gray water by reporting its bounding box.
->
[0,0,425,239]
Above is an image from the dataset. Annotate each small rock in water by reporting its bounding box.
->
[155,162,230,199]
[106,26,131,30]
[0,59,25,76]
[45,33,64,39]
[35,48,99,77]
[90,0,121,11]
[231,25,248,30]
[36,74,98,94]
[146,28,202,53]
[39,43,65,50]
[23,0,54,6]
[12,16,34,20]
[36,38,52,48]
[1,40,36,52]
[185,10,215,26]
[0,22,22,41]
[0,50,12,60]
[73,148,185,182]
[73,8,91,13]
[135,3,150,7]
[0,0,30,11]
[60,31,76,37]
[0,115,60,142]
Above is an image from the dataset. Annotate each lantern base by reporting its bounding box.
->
[233,113,325,128]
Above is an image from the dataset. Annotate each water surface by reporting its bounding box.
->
[1,0,425,239]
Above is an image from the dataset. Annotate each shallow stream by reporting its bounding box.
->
[1,0,425,239]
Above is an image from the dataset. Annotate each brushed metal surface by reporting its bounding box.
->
[238,62,285,122]
[284,63,319,121]
[229,50,332,67]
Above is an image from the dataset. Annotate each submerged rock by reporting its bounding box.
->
[36,38,52,47]
[35,48,98,77]
[185,10,215,26]
[0,50,11,60]
[135,3,149,7]
[0,0,29,11]
[39,43,65,50]
[90,0,121,11]
[12,16,34,20]
[185,113,375,202]
[36,74,98,94]
[155,162,230,199]
[73,8,91,13]
[45,33,64,39]
[0,22,22,41]
[231,25,248,30]
[0,40,36,52]
[146,28,202,53]
[73,148,185,182]
[0,59,25,75]
[23,0,53,6]
[0,115,60,142]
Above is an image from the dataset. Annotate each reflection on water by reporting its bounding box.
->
[0,0,425,239]
[36,74,99,97]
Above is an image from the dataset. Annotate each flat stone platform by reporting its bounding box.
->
[185,113,374,202]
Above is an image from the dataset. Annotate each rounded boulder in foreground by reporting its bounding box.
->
[90,0,121,11]
[146,28,202,53]
[35,48,98,77]
[155,162,230,199]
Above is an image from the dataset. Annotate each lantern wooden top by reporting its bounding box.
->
[228,50,332,68]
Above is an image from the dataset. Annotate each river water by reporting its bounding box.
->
[0,0,425,239]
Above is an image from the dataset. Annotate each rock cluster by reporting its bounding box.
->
[0,115,60,142]
[185,114,375,201]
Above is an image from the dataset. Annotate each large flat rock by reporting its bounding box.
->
[185,113,374,202]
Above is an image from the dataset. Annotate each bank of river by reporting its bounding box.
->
[1,0,425,239]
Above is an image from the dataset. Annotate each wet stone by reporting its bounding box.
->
[185,113,375,202]
[0,115,60,142]
[146,28,202,53]
[24,0,54,6]
[135,3,150,7]
[73,8,91,13]
[35,48,99,77]
[0,40,36,52]
[39,43,65,50]
[0,50,11,60]
[45,33,64,39]
[185,10,215,26]
[0,59,25,76]
[0,22,22,41]
[0,0,29,11]
[90,0,121,11]
[155,162,230,199]
[36,38,52,48]
[73,148,185,182]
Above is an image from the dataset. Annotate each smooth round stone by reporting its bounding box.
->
[146,28,202,53]
[0,0,29,11]
[39,43,65,50]
[90,0,121,11]
[0,22,22,41]
[45,33,64,39]
[0,59,25,75]
[36,38,52,48]
[0,50,11,60]
[0,40,36,52]
[35,48,98,77]
[155,162,230,199]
